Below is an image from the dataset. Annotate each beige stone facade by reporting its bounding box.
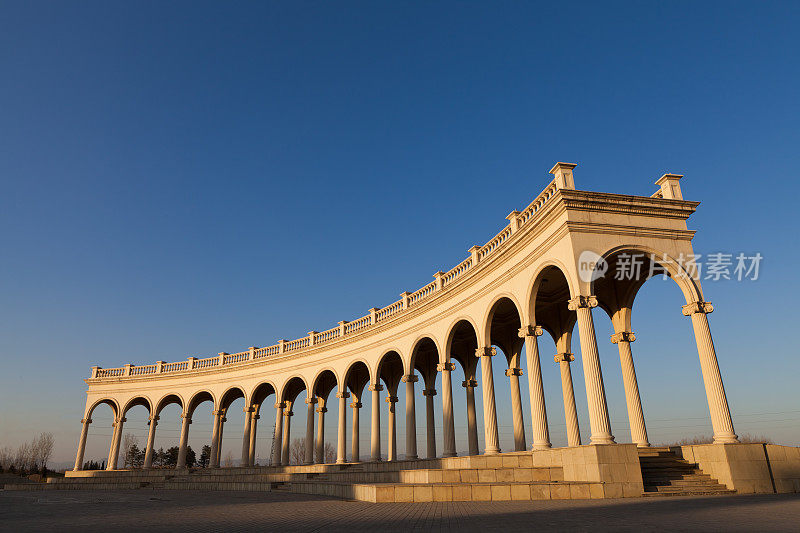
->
[61,162,799,498]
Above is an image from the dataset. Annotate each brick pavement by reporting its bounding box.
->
[0,490,798,532]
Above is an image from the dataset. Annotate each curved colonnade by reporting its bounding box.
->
[73,164,739,472]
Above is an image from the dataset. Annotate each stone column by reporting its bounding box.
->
[683,301,738,444]
[423,388,437,459]
[249,413,260,466]
[505,367,527,451]
[386,395,398,461]
[216,415,227,466]
[350,400,361,462]
[315,400,327,463]
[281,406,293,466]
[438,362,457,457]
[402,374,418,460]
[107,416,125,470]
[176,413,191,468]
[463,378,479,455]
[304,397,316,465]
[520,325,551,449]
[611,331,650,447]
[241,406,254,467]
[272,402,284,466]
[73,418,92,471]
[569,295,615,445]
[556,353,582,447]
[210,410,222,468]
[336,391,349,463]
[477,347,501,455]
[144,415,158,469]
[369,383,383,461]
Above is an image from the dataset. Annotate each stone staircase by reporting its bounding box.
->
[3,452,606,502]
[638,447,735,497]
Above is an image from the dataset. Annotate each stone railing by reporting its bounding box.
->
[89,176,568,381]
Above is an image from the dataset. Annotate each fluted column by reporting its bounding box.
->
[304,397,316,464]
[315,400,327,463]
[107,416,125,470]
[369,383,383,461]
[176,413,191,468]
[423,388,437,458]
[241,406,254,467]
[463,378,479,455]
[506,367,527,451]
[210,410,222,468]
[350,400,361,462]
[272,402,284,466]
[143,415,158,468]
[216,415,227,465]
[386,395,398,461]
[438,362,457,457]
[281,406,293,465]
[570,295,615,444]
[336,391,349,463]
[611,331,650,447]
[402,374,418,460]
[249,413,260,466]
[556,353,582,447]
[73,418,92,471]
[683,301,738,444]
[520,325,551,449]
[477,347,500,455]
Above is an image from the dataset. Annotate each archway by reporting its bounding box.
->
[343,360,371,462]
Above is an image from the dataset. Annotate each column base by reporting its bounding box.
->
[532,442,552,451]
[336,459,346,464]
[636,442,651,448]
[590,435,616,445]
[442,452,457,458]
[713,433,739,444]
[483,447,501,455]
[406,455,418,460]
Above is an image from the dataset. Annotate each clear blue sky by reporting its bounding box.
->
[2,1,799,466]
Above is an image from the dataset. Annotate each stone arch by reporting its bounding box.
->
[481,292,525,351]
[445,318,480,377]
[219,386,247,411]
[154,393,184,416]
[250,381,278,413]
[409,336,440,389]
[483,294,525,367]
[280,376,309,404]
[528,264,578,351]
[343,359,371,400]
[186,390,215,417]
[527,260,578,327]
[85,398,120,420]
[312,368,339,400]
[376,350,404,394]
[122,396,153,418]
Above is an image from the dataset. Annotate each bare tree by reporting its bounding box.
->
[32,433,55,470]
[122,433,139,468]
[222,451,234,467]
[290,438,305,465]
[324,442,336,464]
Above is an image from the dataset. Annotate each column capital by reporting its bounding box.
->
[368,383,384,392]
[682,301,714,316]
[401,374,419,383]
[422,389,437,397]
[336,391,350,399]
[212,410,224,416]
[385,395,399,403]
[554,352,575,363]
[462,379,478,389]
[305,397,318,405]
[149,415,160,422]
[475,346,497,358]
[180,412,192,421]
[81,418,92,424]
[518,325,544,338]
[243,406,256,413]
[252,414,260,420]
[316,407,328,413]
[610,331,636,344]
[274,402,286,410]
[283,410,294,417]
[437,362,456,372]
[505,367,524,377]
[568,295,598,310]
[114,417,127,425]
[350,401,362,409]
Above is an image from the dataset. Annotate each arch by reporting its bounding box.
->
[154,393,184,416]
[528,264,577,350]
[483,294,525,366]
[407,334,442,372]
[527,260,577,327]
[311,368,339,400]
[219,386,247,411]
[280,376,309,404]
[445,318,480,376]
[250,381,278,412]
[481,292,525,349]
[121,396,153,418]
[376,349,404,391]
[343,359,371,399]
[409,336,440,388]
[85,398,120,420]
[186,390,215,417]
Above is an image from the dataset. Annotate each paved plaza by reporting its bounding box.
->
[1,490,798,532]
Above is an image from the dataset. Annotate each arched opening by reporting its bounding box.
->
[218,387,246,467]
[343,360,371,462]
[376,350,404,461]
[311,370,338,464]
[80,399,119,470]
[445,319,479,455]
[410,337,440,459]
[119,397,153,469]
[250,382,278,466]
[280,377,309,465]
[186,391,215,468]
[152,394,185,468]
